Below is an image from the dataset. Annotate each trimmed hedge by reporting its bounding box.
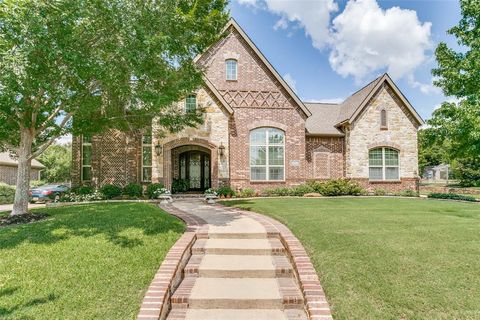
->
[0,183,15,205]
[216,186,235,197]
[100,184,122,199]
[428,193,477,202]
[123,183,142,198]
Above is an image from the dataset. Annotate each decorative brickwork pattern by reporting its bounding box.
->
[306,137,344,180]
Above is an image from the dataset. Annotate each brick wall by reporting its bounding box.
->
[200,27,308,192]
[306,136,345,180]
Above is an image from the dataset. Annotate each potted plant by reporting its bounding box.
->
[154,187,172,204]
[204,188,218,204]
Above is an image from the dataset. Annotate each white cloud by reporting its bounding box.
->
[263,0,338,49]
[56,134,72,145]
[329,0,432,81]
[408,76,441,95]
[304,97,344,104]
[237,0,258,6]
[283,73,297,92]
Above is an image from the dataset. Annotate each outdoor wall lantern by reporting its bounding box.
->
[218,143,225,157]
[155,143,163,156]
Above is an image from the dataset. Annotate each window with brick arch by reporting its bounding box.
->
[250,128,285,181]
[225,59,237,81]
[369,147,399,181]
[380,109,388,128]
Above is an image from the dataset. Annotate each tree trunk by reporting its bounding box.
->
[11,128,34,216]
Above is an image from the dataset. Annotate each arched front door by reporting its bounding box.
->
[179,151,211,191]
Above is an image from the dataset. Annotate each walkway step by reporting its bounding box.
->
[167,309,308,320]
[171,277,304,309]
[185,254,294,278]
[192,238,285,255]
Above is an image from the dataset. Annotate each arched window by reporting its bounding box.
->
[380,109,387,128]
[250,128,285,181]
[369,147,399,180]
[225,59,237,81]
[185,94,196,112]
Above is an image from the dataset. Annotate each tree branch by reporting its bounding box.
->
[36,105,63,134]
[29,113,72,160]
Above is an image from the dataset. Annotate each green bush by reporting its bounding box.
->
[123,183,143,198]
[453,158,480,187]
[427,193,477,202]
[237,188,255,198]
[30,180,47,188]
[373,188,387,196]
[311,179,363,196]
[71,185,94,195]
[289,184,315,196]
[172,179,189,194]
[263,187,291,196]
[399,189,418,197]
[146,183,165,199]
[100,184,122,199]
[216,186,235,197]
[0,183,15,205]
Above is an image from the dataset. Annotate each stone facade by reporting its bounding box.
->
[71,20,422,193]
[344,84,420,192]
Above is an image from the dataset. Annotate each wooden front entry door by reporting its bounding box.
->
[179,151,211,191]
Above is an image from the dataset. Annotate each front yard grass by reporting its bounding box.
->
[222,198,480,319]
[0,203,184,319]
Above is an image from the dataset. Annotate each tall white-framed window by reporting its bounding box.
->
[369,147,399,181]
[185,94,197,113]
[225,59,237,81]
[250,128,285,181]
[81,136,92,181]
[141,132,152,182]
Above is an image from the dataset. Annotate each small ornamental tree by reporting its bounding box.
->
[0,0,228,215]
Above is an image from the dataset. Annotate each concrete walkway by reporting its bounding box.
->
[166,200,308,320]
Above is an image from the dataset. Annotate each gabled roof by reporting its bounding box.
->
[304,103,344,136]
[0,152,45,169]
[304,73,424,135]
[203,78,234,115]
[196,18,312,118]
[337,73,424,126]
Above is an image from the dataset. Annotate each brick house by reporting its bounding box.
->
[72,19,424,193]
[0,152,45,185]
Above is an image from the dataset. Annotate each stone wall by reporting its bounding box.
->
[345,83,420,191]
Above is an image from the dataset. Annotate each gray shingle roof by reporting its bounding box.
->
[0,152,45,169]
[305,103,344,136]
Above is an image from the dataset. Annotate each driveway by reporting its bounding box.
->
[0,203,46,213]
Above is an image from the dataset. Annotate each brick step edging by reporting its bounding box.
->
[137,204,207,320]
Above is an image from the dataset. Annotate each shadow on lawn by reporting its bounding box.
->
[0,203,184,250]
[0,287,58,317]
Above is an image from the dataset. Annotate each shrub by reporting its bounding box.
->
[0,183,15,205]
[373,188,387,196]
[100,184,122,199]
[399,189,418,197]
[60,191,104,202]
[289,184,315,196]
[172,179,189,194]
[146,183,165,199]
[312,179,363,196]
[216,186,235,197]
[237,188,255,198]
[123,183,142,198]
[263,187,291,197]
[453,158,480,187]
[72,185,94,195]
[428,193,477,202]
[30,180,47,188]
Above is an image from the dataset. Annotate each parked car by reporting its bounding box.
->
[29,184,70,203]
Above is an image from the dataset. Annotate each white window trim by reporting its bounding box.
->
[141,135,153,182]
[250,128,285,182]
[226,59,238,81]
[81,136,92,181]
[369,147,400,181]
[185,95,197,113]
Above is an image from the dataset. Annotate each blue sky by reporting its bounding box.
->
[229,0,461,120]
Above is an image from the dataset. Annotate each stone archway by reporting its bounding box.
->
[162,138,219,191]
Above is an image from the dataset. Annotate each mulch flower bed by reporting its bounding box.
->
[0,212,49,227]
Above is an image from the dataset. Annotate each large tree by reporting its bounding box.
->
[430,0,480,160]
[38,144,72,183]
[0,0,228,215]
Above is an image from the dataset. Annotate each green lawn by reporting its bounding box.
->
[0,203,184,319]
[222,198,480,320]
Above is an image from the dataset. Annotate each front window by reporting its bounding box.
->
[81,136,92,181]
[250,128,285,181]
[142,132,152,182]
[226,59,237,81]
[185,95,196,112]
[369,147,399,180]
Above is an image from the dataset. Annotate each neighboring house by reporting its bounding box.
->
[423,164,450,182]
[71,19,424,193]
[0,152,45,185]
